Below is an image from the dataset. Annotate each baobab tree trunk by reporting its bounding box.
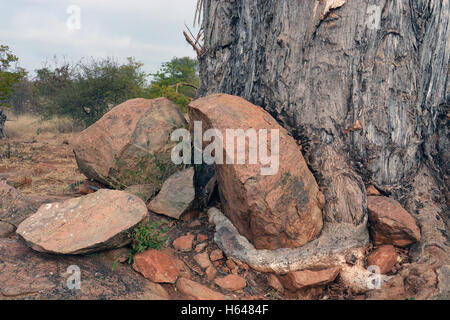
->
[198,0,449,268]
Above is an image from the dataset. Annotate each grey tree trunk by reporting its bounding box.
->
[0,109,6,139]
[198,0,449,262]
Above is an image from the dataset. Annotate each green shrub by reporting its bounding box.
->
[125,221,169,264]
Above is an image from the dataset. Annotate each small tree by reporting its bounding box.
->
[0,45,26,107]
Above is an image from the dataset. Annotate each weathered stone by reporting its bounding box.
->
[210,249,223,262]
[0,221,15,238]
[367,245,398,274]
[197,234,208,242]
[0,238,169,300]
[147,168,195,219]
[267,274,284,292]
[172,233,195,252]
[205,266,217,281]
[279,267,341,291]
[132,249,181,284]
[0,182,40,227]
[189,94,323,250]
[176,277,225,300]
[368,196,421,247]
[214,274,247,291]
[73,98,187,189]
[16,190,148,254]
[366,185,381,196]
[194,252,212,269]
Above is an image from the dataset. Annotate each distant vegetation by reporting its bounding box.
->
[0,45,199,127]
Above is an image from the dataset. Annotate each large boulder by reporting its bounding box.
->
[73,98,187,190]
[16,190,148,255]
[147,167,195,219]
[189,94,323,250]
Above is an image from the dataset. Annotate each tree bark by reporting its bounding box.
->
[0,109,6,139]
[198,0,449,261]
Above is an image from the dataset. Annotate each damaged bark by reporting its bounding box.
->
[198,0,449,270]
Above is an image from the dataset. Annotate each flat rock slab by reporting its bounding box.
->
[132,249,181,284]
[148,168,195,219]
[0,237,169,300]
[17,190,148,255]
[0,182,40,227]
[279,266,341,291]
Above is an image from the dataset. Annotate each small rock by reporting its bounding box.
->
[214,274,247,291]
[176,278,225,300]
[133,249,181,284]
[17,190,148,254]
[367,245,398,274]
[33,163,57,176]
[7,176,32,188]
[194,252,212,269]
[195,243,207,253]
[197,234,208,242]
[206,266,217,281]
[226,259,237,270]
[368,196,421,247]
[0,221,15,238]
[210,249,223,262]
[173,233,195,252]
[267,274,284,292]
[366,185,381,196]
[189,220,201,228]
[147,168,195,219]
[279,267,341,291]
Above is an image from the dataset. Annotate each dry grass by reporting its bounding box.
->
[4,113,81,140]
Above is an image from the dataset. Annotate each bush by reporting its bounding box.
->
[125,221,169,264]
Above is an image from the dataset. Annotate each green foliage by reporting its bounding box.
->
[35,57,147,126]
[125,221,169,264]
[0,45,26,107]
[144,84,191,113]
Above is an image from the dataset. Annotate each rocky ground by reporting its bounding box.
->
[0,97,447,301]
[0,132,369,300]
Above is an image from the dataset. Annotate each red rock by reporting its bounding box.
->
[366,185,381,196]
[17,190,148,254]
[189,94,323,250]
[367,245,398,274]
[73,98,187,189]
[176,278,225,300]
[267,274,284,292]
[189,220,201,228]
[206,266,217,281]
[214,274,247,291]
[195,243,207,253]
[226,259,237,270]
[279,267,341,291]
[133,249,181,284]
[210,249,223,262]
[173,233,195,252]
[197,234,208,242]
[194,252,212,269]
[147,168,195,219]
[368,196,421,247]
[33,163,57,176]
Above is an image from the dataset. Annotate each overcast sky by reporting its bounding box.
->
[0,0,199,76]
